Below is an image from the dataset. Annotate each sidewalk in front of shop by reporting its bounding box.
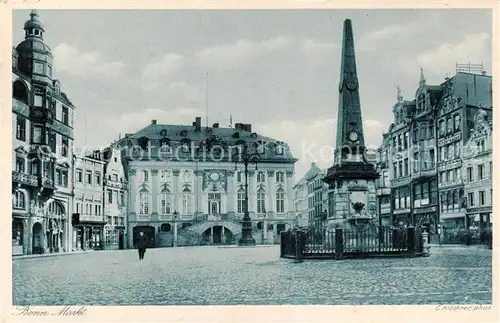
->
[429,243,491,249]
[12,250,90,260]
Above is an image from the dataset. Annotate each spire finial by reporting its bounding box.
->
[420,67,426,85]
[397,85,403,103]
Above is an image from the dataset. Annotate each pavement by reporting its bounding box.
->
[12,245,492,305]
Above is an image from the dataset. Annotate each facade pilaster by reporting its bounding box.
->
[151,169,159,216]
[248,170,256,217]
[267,170,276,215]
[194,170,203,215]
[226,170,235,214]
[286,171,294,216]
[173,169,181,213]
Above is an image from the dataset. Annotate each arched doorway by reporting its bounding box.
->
[32,222,43,254]
[47,200,65,253]
[202,226,234,244]
[133,226,155,248]
[160,223,171,232]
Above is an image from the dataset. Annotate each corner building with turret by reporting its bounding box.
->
[12,11,76,255]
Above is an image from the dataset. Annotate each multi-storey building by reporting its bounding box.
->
[306,165,329,228]
[293,163,329,228]
[462,109,492,243]
[436,72,492,243]
[12,10,75,255]
[293,173,309,228]
[374,133,391,226]
[102,144,128,250]
[117,118,297,247]
[378,68,492,244]
[72,151,106,250]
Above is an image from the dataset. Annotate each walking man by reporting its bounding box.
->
[137,231,148,260]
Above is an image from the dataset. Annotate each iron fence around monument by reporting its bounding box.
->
[280,225,426,260]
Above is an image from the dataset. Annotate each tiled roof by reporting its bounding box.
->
[118,121,297,163]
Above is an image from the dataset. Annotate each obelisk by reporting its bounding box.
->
[323,19,379,228]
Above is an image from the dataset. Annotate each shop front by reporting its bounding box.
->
[466,207,492,244]
[73,221,106,251]
[392,209,411,227]
[104,224,126,250]
[413,206,438,244]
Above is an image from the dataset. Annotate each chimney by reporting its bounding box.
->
[151,120,157,125]
[241,123,252,132]
[195,117,201,131]
[213,122,219,128]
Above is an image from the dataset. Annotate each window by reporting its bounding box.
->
[48,132,56,154]
[61,170,68,187]
[94,205,100,215]
[381,170,389,187]
[33,61,44,74]
[182,190,192,214]
[47,65,52,78]
[467,166,473,182]
[403,132,409,149]
[85,171,92,184]
[454,141,460,159]
[398,161,403,178]
[276,171,284,183]
[120,192,124,205]
[413,152,419,172]
[13,191,25,209]
[160,192,171,215]
[397,134,402,150]
[429,123,434,139]
[34,94,43,107]
[15,157,25,172]
[276,188,285,213]
[257,142,265,154]
[412,127,418,143]
[76,169,83,183]
[489,161,493,179]
[95,172,101,186]
[478,164,484,180]
[142,170,149,182]
[275,142,284,155]
[139,192,149,215]
[439,120,445,136]
[237,188,246,214]
[430,179,438,204]
[446,117,452,133]
[257,189,266,213]
[257,171,265,183]
[62,106,69,125]
[420,124,427,140]
[403,158,408,176]
[479,191,486,206]
[56,168,62,185]
[61,138,68,157]
[32,125,43,143]
[236,171,242,183]
[468,192,474,207]
[429,149,435,168]
[16,117,26,141]
[182,142,190,153]
[113,174,119,181]
[108,189,113,204]
[454,114,460,131]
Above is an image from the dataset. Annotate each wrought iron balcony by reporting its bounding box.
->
[12,171,38,187]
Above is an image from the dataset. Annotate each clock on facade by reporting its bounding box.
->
[210,172,220,181]
[349,131,359,142]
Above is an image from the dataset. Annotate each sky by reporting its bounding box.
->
[12,9,492,180]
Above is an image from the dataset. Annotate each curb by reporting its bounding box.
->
[13,251,89,260]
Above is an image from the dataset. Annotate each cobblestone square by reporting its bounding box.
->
[12,245,491,305]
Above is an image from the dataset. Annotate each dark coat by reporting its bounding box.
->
[137,235,149,249]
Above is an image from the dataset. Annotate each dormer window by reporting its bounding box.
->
[180,130,188,137]
[257,141,265,154]
[181,139,191,153]
[275,142,284,155]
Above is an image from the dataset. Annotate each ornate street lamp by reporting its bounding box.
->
[233,141,260,246]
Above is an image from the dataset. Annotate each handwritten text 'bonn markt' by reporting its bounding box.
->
[15,306,88,316]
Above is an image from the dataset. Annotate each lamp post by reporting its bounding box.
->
[173,210,178,247]
[233,142,260,246]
